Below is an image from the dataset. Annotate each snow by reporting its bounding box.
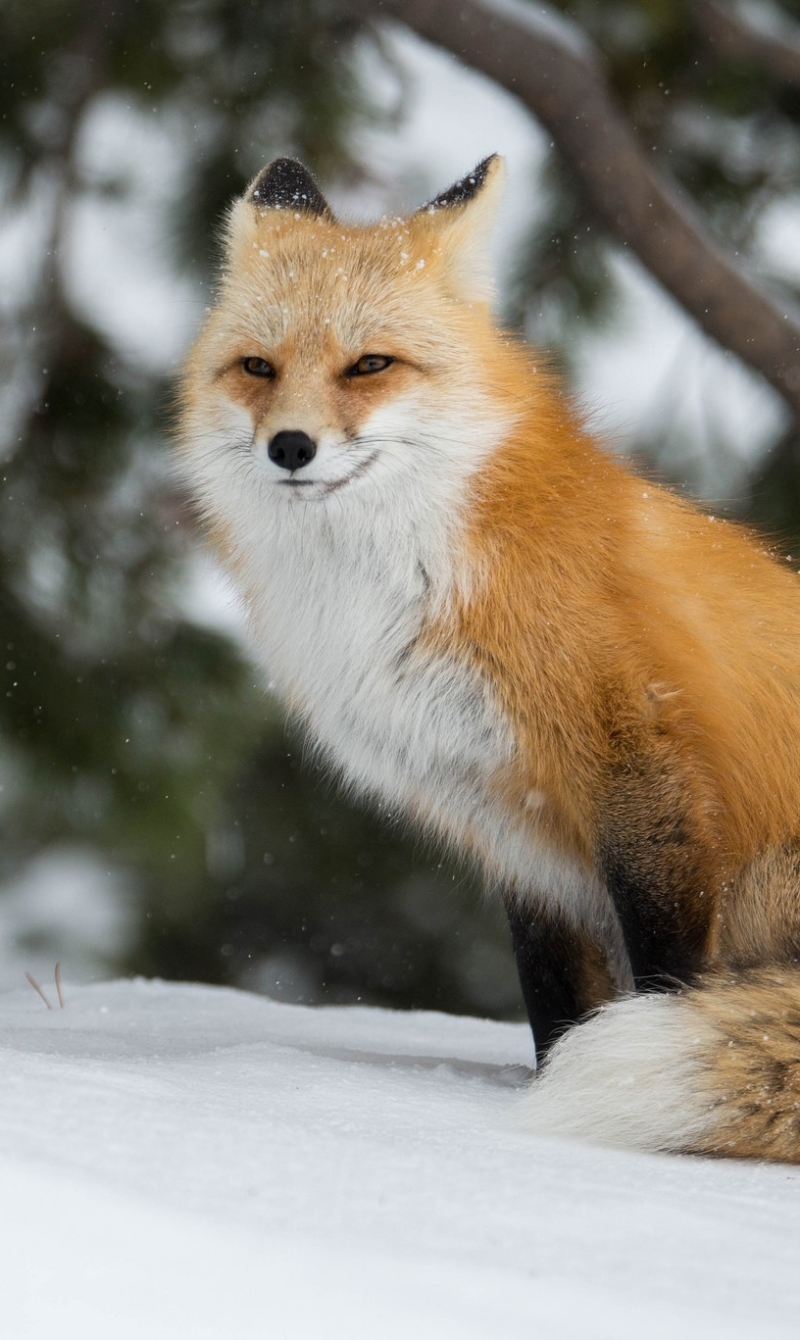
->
[0,848,135,994]
[4,978,800,1337]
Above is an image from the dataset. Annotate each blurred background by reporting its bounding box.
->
[1,0,799,1016]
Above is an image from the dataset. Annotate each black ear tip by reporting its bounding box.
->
[421,154,500,213]
[248,158,332,217]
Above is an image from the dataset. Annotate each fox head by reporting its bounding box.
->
[178,155,527,527]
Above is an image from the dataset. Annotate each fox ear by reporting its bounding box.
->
[422,155,502,213]
[414,155,505,304]
[247,158,333,218]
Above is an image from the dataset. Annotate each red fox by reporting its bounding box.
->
[179,155,800,1162]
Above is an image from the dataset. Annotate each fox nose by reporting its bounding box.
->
[268,430,317,472]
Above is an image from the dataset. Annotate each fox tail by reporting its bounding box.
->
[522,968,800,1161]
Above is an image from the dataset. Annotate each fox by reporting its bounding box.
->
[178,154,800,1162]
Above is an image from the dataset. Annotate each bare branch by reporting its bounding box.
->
[690,0,800,90]
[373,0,800,420]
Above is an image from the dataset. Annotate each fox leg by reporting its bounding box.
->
[504,898,618,1064]
[601,852,705,987]
[598,757,713,988]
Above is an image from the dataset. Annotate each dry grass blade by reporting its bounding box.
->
[25,972,53,1010]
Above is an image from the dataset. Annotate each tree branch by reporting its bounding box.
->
[689,0,800,90]
[371,0,800,420]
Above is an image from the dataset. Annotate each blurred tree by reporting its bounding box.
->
[2,0,800,1018]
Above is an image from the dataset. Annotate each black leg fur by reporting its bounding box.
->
[601,855,700,987]
[598,759,711,988]
[504,900,613,1063]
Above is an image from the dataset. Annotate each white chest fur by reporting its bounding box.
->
[240,493,627,979]
[244,487,514,836]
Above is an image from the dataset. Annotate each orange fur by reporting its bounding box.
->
[434,355,800,943]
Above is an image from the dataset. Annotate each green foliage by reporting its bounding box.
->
[505,158,617,370]
[132,727,517,1016]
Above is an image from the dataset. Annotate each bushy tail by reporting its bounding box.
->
[521,968,800,1161]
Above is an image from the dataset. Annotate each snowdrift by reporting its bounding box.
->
[3,979,799,1338]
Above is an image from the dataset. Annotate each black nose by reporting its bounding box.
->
[268,430,317,472]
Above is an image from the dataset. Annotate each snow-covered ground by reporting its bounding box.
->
[4,978,800,1338]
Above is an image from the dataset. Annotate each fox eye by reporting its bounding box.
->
[241,356,275,378]
[347,355,394,377]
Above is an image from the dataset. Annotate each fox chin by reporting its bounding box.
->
[178,153,800,1164]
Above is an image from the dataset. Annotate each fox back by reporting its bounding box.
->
[179,157,800,1162]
